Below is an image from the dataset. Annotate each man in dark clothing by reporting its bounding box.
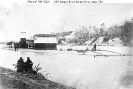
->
[17,57,25,72]
[25,57,33,72]
[16,43,19,49]
[92,43,97,51]
[14,43,17,51]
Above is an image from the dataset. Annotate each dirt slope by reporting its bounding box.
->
[0,66,75,89]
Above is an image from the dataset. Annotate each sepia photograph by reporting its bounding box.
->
[0,1,133,89]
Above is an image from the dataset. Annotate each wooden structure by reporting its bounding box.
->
[34,34,57,50]
[20,38,28,48]
[26,40,34,49]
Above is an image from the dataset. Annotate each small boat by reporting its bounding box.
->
[76,49,88,55]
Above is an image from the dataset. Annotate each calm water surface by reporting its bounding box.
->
[0,44,132,89]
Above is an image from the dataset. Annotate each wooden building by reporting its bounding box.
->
[19,32,28,48]
[20,38,28,48]
[26,39,34,49]
[34,34,57,50]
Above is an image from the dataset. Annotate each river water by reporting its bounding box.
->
[0,44,132,89]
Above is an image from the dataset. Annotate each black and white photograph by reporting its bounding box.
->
[0,1,133,89]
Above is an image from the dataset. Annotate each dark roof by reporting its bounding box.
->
[34,34,56,37]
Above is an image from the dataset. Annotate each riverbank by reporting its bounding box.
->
[0,66,75,89]
[1,45,132,56]
[2,45,132,52]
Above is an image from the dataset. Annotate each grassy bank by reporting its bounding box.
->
[0,66,75,89]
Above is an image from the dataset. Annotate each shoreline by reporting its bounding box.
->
[0,66,75,89]
[1,45,132,56]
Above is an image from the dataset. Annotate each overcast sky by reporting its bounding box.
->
[0,3,133,42]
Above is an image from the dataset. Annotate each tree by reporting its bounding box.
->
[120,20,133,45]
[100,23,105,36]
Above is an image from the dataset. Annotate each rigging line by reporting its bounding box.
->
[88,50,104,55]
[97,49,122,55]
[94,54,129,57]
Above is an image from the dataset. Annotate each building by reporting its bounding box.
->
[19,32,28,48]
[34,34,57,50]
[26,39,34,49]
[20,38,28,48]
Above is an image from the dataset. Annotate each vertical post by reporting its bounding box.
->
[33,35,35,50]
[34,43,35,49]
[28,41,29,49]
[89,26,91,41]
[33,35,35,49]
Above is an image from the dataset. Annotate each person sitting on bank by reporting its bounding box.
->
[25,57,33,72]
[17,57,25,72]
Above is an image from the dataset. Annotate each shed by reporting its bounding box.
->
[34,34,57,50]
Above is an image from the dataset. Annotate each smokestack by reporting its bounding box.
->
[20,32,27,38]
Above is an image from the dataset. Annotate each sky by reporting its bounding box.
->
[0,3,133,42]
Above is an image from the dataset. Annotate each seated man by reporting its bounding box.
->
[17,57,25,72]
[25,57,33,72]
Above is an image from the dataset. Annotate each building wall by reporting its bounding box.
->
[33,34,57,50]
[34,37,57,43]
[34,43,57,50]
[20,38,28,48]
[26,40,34,49]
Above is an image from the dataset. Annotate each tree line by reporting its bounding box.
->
[56,18,133,46]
